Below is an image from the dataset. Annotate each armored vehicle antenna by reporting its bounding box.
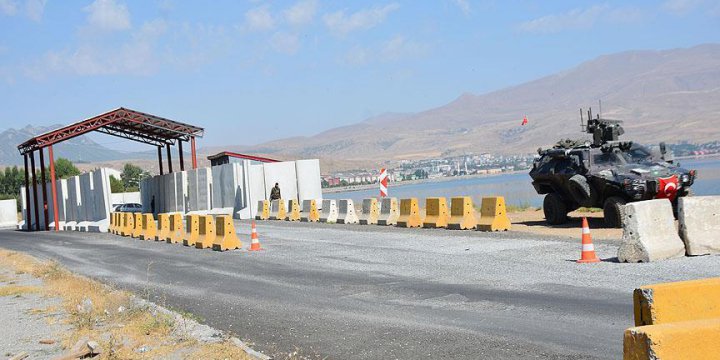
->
[579,107,625,147]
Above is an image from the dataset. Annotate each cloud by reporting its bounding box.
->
[270,31,300,54]
[323,3,400,35]
[344,35,429,65]
[284,0,318,26]
[244,5,274,31]
[452,0,470,15]
[0,0,17,16]
[83,0,132,31]
[25,0,45,21]
[662,0,705,14]
[518,5,607,34]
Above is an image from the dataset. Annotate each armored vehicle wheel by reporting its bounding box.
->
[544,193,568,225]
[568,175,596,207]
[603,196,626,228]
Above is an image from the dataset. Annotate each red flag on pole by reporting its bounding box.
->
[521,115,528,126]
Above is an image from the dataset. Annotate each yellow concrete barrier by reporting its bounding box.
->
[447,196,477,230]
[300,200,320,222]
[269,199,287,220]
[195,215,216,249]
[139,213,157,241]
[114,212,121,234]
[156,213,170,241]
[423,197,449,228]
[109,212,116,234]
[477,196,511,231]
[121,213,134,237]
[623,319,720,360]
[397,198,424,228]
[286,199,301,221]
[255,200,270,220]
[377,197,399,226]
[131,213,144,238]
[212,215,242,251]
[167,213,185,244]
[183,214,200,247]
[633,277,720,326]
[359,198,379,225]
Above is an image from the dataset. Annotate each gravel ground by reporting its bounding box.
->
[0,269,70,359]
[0,223,718,359]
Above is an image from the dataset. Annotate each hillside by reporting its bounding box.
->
[224,44,720,163]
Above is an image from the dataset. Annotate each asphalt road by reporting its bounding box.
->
[1,222,718,359]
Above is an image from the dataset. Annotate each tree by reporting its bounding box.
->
[120,163,149,191]
[109,175,124,193]
[54,158,81,179]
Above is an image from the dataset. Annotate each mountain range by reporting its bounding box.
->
[3,44,720,170]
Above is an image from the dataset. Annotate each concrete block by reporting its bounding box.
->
[359,198,379,225]
[423,197,449,228]
[337,199,359,224]
[397,198,423,228]
[0,199,17,228]
[286,199,301,221]
[377,197,399,226]
[67,176,81,223]
[79,172,94,222]
[269,199,287,220]
[633,277,720,326]
[623,319,720,360]
[320,199,338,223]
[678,196,720,256]
[295,159,323,204]
[110,191,141,206]
[448,196,477,230]
[263,161,298,209]
[618,199,685,263]
[477,196,511,232]
[187,167,212,212]
[300,199,319,222]
[248,164,266,218]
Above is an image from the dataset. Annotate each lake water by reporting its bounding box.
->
[324,158,720,207]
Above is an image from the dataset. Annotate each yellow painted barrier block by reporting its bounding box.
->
[447,196,477,230]
[255,200,270,220]
[109,212,116,234]
[167,213,185,244]
[623,319,720,360]
[633,277,720,326]
[359,198,379,225]
[139,213,157,241]
[195,215,216,249]
[423,197,449,228]
[269,199,287,220]
[113,212,121,234]
[300,200,320,222]
[131,213,144,238]
[397,198,424,228]
[121,213,134,237]
[477,196,511,232]
[286,199,301,221]
[183,214,200,247]
[156,213,170,241]
[212,215,242,251]
[377,197,399,226]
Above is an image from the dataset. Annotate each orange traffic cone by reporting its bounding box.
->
[249,221,262,251]
[577,217,600,263]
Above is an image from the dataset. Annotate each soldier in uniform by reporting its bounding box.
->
[270,183,281,201]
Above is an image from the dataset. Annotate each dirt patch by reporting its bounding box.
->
[509,209,623,241]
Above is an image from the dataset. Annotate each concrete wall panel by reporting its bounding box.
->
[296,159,322,204]
[264,161,298,208]
[110,192,141,205]
[0,199,17,228]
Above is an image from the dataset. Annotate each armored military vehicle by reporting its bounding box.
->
[529,109,696,227]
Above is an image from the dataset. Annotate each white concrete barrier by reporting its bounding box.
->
[678,196,720,256]
[320,199,338,223]
[337,199,359,224]
[296,159,323,204]
[618,199,685,263]
[110,191,141,206]
[377,197,399,226]
[0,199,17,228]
[264,161,298,210]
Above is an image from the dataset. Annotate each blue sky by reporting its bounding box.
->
[0,0,719,151]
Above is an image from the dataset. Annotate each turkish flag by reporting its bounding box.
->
[656,175,679,201]
[521,115,528,126]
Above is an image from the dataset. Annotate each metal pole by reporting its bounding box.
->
[178,140,185,171]
[39,148,49,231]
[191,136,197,169]
[49,145,60,232]
[23,153,31,232]
[29,151,40,231]
[158,146,164,175]
[166,143,173,173]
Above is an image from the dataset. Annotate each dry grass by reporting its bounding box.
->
[0,250,255,360]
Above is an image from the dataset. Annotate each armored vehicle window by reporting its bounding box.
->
[623,145,652,163]
[592,152,624,166]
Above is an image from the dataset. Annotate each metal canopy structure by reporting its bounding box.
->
[17,107,204,232]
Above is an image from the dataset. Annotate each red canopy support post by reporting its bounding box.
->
[158,146,164,175]
[39,148,49,231]
[166,143,173,173]
[178,140,185,171]
[29,151,40,231]
[23,153,31,231]
[191,136,197,169]
[49,145,60,232]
